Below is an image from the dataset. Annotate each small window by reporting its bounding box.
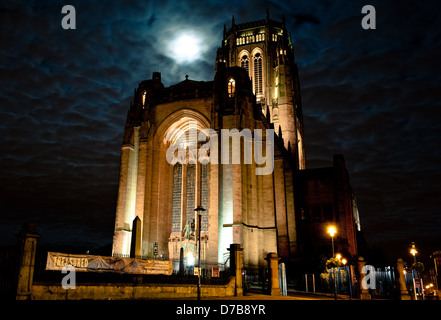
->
[301,208,310,221]
[142,90,146,108]
[228,78,236,97]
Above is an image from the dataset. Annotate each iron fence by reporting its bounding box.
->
[243,265,269,293]
[286,264,400,299]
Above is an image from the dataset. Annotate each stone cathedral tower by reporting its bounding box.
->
[111,13,360,270]
[216,12,306,170]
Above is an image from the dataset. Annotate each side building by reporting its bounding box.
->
[295,154,361,259]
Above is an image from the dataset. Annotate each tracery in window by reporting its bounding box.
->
[170,131,210,235]
[228,78,236,97]
[253,52,263,94]
[240,54,249,74]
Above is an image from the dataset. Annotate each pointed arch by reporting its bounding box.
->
[251,47,264,101]
[155,108,211,145]
[228,77,236,98]
[238,49,250,77]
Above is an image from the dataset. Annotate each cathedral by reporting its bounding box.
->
[111,13,361,270]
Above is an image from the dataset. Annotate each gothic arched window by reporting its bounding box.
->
[170,129,210,236]
[240,55,249,75]
[253,52,263,95]
[228,78,236,98]
[142,90,146,108]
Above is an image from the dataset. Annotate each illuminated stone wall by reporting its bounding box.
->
[111,69,294,267]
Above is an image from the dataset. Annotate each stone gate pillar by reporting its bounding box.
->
[266,252,282,296]
[16,223,40,300]
[397,258,412,300]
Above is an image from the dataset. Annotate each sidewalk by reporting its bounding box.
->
[190,290,356,300]
[287,289,357,300]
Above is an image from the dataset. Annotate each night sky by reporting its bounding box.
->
[1,0,440,266]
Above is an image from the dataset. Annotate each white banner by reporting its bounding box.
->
[45,252,173,275]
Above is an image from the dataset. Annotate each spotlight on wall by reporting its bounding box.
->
[186,252,195,266]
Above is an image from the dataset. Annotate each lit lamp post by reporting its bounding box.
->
[194,205,205,301]
[327,226,337,300]
[410,242,417,264]
[410,242,425,299]
[328,226,337,257]
[410,242,419,281]
[341,258,352,299]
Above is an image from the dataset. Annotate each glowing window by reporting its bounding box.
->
[228,78,236,97]
[253,53,263,94]
[142,90,146,107]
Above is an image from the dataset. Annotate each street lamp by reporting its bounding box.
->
[327,226,337,300]
[410,242,420,280]
[410,242,417,264]
[328,226,337,257]
[194,205,206,301]
[341,258,352,299]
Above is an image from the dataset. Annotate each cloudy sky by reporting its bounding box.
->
[1,0,440,264]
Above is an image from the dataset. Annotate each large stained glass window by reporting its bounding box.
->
[171,157,209,234]
[171,164,182,232]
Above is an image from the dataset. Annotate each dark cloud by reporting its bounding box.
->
[0,0,440,264]
[293,14,320,25]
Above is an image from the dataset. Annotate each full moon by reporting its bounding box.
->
[168,32,203,63]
